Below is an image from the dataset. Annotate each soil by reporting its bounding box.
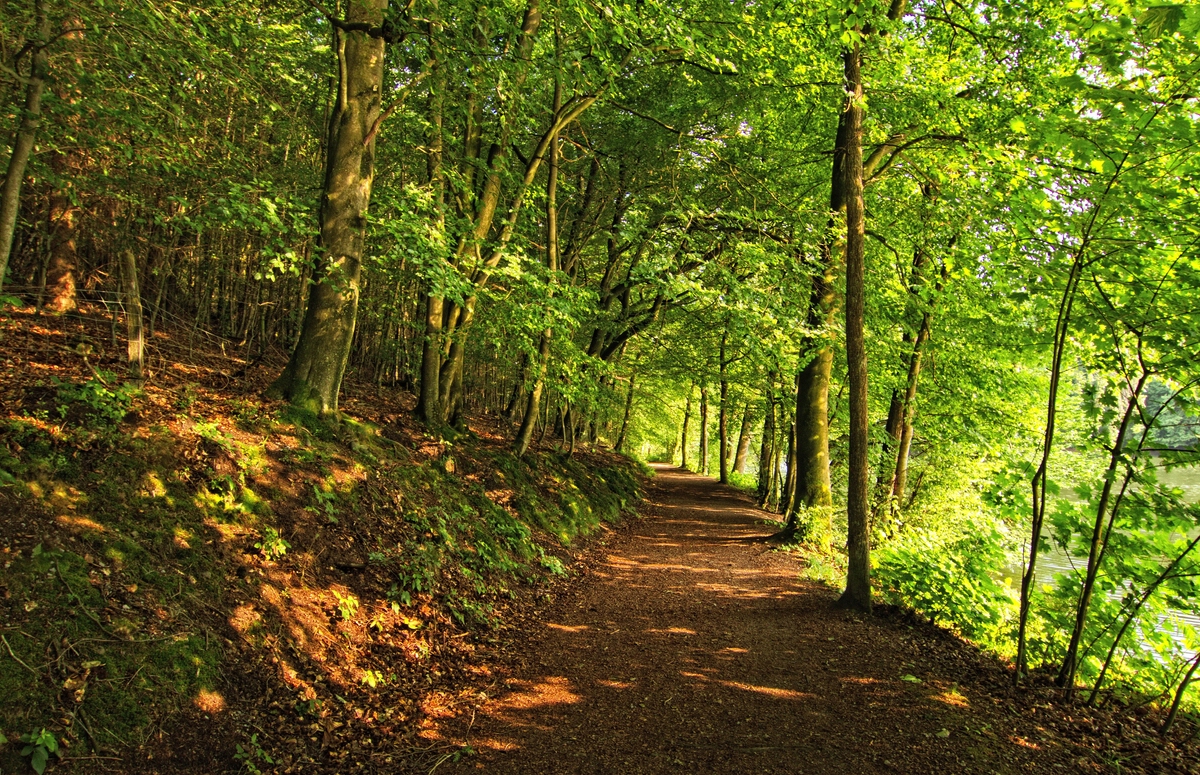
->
[439,466,1197,775]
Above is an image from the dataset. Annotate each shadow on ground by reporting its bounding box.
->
[440,466,1078,775]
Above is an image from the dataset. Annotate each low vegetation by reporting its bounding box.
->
[0,308,643,772]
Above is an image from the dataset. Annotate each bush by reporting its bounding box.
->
[874,521,1016,648]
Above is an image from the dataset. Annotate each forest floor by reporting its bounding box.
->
[2,305,1198,774]
[436,467,1199,775]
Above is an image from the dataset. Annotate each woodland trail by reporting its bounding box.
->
[443,466,1079,774]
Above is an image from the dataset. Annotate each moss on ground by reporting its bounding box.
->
[0,366,643,772]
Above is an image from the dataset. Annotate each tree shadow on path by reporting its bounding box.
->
[439,466,1080,774]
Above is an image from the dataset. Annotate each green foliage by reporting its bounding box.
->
[254,526,290,560]
[53,374,137,427]
[333,591,360,621]
[875,523,1017,649]
[234,733,274,775]
[18,729,58,775]
[359,669,385,689]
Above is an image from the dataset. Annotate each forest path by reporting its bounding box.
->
[442,466,1074,774]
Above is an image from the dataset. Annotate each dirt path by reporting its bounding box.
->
[443,466,1080,774]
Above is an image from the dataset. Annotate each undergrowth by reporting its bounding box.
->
[0,364,643,771]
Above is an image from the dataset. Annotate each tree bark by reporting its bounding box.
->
[1057,373,1147,696]
[266,0,387,415]
[0,0,50,291]
[515,70,561,457]
[757,393,775,504]
[699,385,710,476]
[681,384,693,469]
[718,331,730,484]
[120,249,144,384]
[733,402,753,474]
[837,41,872,613]
[615,371,635,452]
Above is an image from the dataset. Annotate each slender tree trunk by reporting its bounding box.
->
[681,385,693,469]
[615,371,635,452]
[1057,374,1147,696]
[120,249,144,384]
[0,0,50,291]
[266,1,387,415]
[1015,245,1087,682]
[781,420,797,516]
[515,72,561,456]
[719,332,730,483]
[699,385,709,476]
[416,14,447,425]
[1164,652,1200,735]
[733,403,753,474]
[837,41,871,613]
[757,394,775,504]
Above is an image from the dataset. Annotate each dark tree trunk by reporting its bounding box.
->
[0,0,49,291]
[699,385,709,476]
[837,41,871,613]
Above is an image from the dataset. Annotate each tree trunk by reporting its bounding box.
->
[0,0,50,291]
[515,74,561,456]
[756,394,775,504]
[266,0,387,415]
[837,41,871,613]
[680,385,693,469]
[1057,374,1147,696]
[120,249,144,384]
[785,106,847,543]
[889,264,946,508]
[615,372,635,452]
[699,385,709,475]
[44,185,78,313]
[718,332,730,483]
[416,26,446,424]
[733,402,753,474]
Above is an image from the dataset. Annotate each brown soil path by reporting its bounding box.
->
[443,466,1082,774]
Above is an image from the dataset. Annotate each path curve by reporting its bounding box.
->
[444,466,1073,774]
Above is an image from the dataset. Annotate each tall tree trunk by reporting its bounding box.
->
[837,40,871,613]
[733,402,753,474]
[44,15,86,313]
[0,0,50,291]
[756,393,775,505]
[615,371,635,452]
[889,262,946,509]
[416,22,446,425]
[1015,244,1087,682]
[266,0,387,415]
[1057,374,1147,696]
[718,331,730,484]
[785,114,847,543]
[680,385,693,469]
[699,385,709,476]
[515,71,561,457]
[781,419,797,515]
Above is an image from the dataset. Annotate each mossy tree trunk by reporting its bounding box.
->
[267,0,386,415]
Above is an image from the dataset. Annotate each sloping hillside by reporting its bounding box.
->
[0,305,644,774]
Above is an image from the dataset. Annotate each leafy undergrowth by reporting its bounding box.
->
[0,306,644,774]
